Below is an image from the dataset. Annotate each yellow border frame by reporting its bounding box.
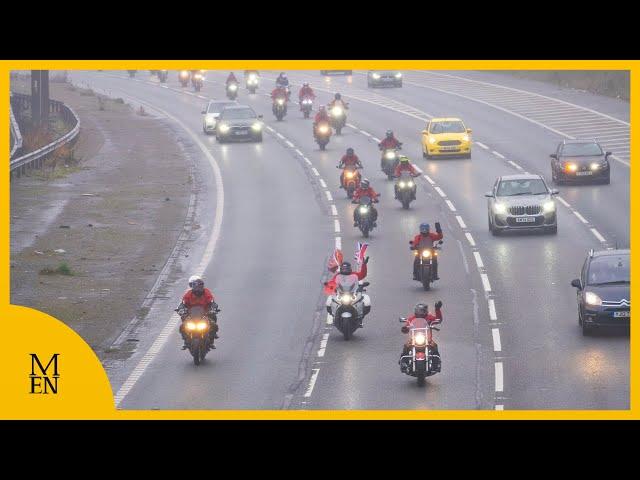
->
[2,60,635,419]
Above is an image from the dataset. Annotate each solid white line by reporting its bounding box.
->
[434,186,446,197]
[424,174,435,185]
[507,160,523,170]
[492,328,502,352]
[480,273,492,293]
[465,232,476,247]
[285,140,294,148]
[335,237,341,249]
[304,369,320,397]
[325,191,333,202]
[488,299,497,321]
[311,167,320,176]
[495,404,504,410]
[573,211,589,224]
[591,228,606,243]
[330,205,338,216]
[334,219,341,233]
[492,151,505,159]
[445,200,457,212]
[319,179,327,188]
[475,142,489,150]
[556,196,571,208]
[456,216,467,229]
[473,251,484,269]
[495,362,504,392]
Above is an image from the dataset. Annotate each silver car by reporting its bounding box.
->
[202,100,238,134]
[485,174,559,235]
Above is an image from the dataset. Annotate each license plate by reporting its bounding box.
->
[576,171,593,176]
[515,217,536,223]
[614,311,630,318]
[440,146,458,151]
[234,130,247,136]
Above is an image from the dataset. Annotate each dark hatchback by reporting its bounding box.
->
[550,139,611,184]
[215,105,263,143]
[571,249,629,335]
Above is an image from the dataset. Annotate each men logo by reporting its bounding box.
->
[29,353,60,394]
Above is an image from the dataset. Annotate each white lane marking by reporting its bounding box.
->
[311,167,320,176]
[334,219,341,233]
[456,216,467,229]
[476,142,489,150]
[424,174,435,185]
[295,149,303,156]
[112,96,225,407]
[495,362,504,392]
[372,137,381,143]
[434,186,447,197]
[285,140,294,148]
[304,158,312,166]
[507,160,523,170]
[480,273,492,293]
[573,211,589,224]
[361,131,372,137]
[325,191,333,202]
[161,85,169,89]
[347,123,357,129]
[330,204,338,216]
[591,228,606,243]
[473,252,484,269]
[335,237,341,249]
[304,369,320,397]
[492,328,502,352]
[495,404,504,410]
[319,179,327,188]
[445,200,457,212]
[488,299,497,321]
[276,132,285,139]
[326,312,333,325]
[492,151,505,159]
[317,333,330,357]
[556,196,571,208]
[465,232,476,247]
[266,126,274,132]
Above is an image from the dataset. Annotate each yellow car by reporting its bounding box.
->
[422,118,472,159]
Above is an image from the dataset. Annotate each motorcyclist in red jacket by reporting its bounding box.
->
[298,83,316,102]
[379,130,403,150]
[338,148,363,187]
[226,72,238,85]
[176,275,220,350]
[313,106,331,137]
[410,222,443,280]
[326,259,368,287]
[393,155,419,177]
[399,302,443,372]
[352,179,379,227]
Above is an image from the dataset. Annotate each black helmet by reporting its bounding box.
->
[361,179,370,189]
[420,223,430,234]
[386,130,393,138]
[339,262,352,275]
[335,93,342,100]
[303,82,309,87]
[414,303,428,317]
[346,147,354,156]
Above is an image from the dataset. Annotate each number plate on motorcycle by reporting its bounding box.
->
[614,311,630,317]
[515,217,536,223]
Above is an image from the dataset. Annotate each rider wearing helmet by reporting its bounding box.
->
[410,222,443,280]
[352,179,380,227]
[298,82,316,102]
[394,155,419,199]
[399,301,443,373]
[176,275,220,350]
[379,130,402,150]
[338,148,363,187]
[276,72,289,88]
[328,92,348,110]
[226,72,238,85]
[327,259,369,285]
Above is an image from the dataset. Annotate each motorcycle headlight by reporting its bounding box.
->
[399,181,406,188]
[339,294,354,304]
[229,84,237,91]
[407,181,414,187]
[462,134,469,142]
[585,291,602,306]
[196,321,209,331]
[346,171,354,178]
[277,98,285,105]
[564,163,577,172]
[429,137,436,144]
[421,250,431,258]
[332,107,343,116]
[180,71,188,78]
[372,73,381,79]
[493,202,507,214]
[414,332,426,346]
[543,200,555,213]
[218,123,230,133]
[590,162,600,170]
[395,72,402,78]
[385,152,395,159]
[251,122,262,131]
[319,125,329,134]
[185,321,197,331]
[359,206,368,214]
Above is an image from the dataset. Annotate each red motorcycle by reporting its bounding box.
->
[338,166,362,199]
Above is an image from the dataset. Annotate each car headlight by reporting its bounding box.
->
[196,321,209,331]
[372,73,380,79]
[359,206,368,214]
[399,181,406,188]
[564,163,577,172]
[385,152,395,159]
[462,134,469,142]
[218,123,230,133]
[493,202,507,215]
[585,291,602,306]
[543,200,555,213]
[429,137,436,144]
[421,250,431,258]
[332,107,343,116]
[590,162,600,170]
[251,122,262,131]
[205,115,216,125]
[414,332,426,346]
[395,72,402,78]
[185,321,197,331]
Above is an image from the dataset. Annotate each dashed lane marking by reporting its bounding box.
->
[480,273,492,293]
[488,299,498,321]
[573,211,589,224]
[495,362,504,392]
[473,251,484,269]
[304,369,320,397]
[465,232,476,247]
[325,191,333,202]
[445,200,457,212]
[591,228,606,243]
[492,328,502,352]
[492,151,505,159]
[456,216,467,229]
[330,205,338,216]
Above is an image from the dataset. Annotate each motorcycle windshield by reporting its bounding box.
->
[187,305,207,319]
[359,195,372,206]
[399,172,413,180]
[335,274,359,295]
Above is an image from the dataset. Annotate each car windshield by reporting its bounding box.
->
[588,255,630,285]
[208,102,234,114]
[429,121,466,134]
[561,143,603,156]
[497,179,548,196]
[220,108,255,120]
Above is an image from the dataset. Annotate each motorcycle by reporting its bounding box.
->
[127,70,137,78]
[339,166,361,199]
[300,97,314,119]
[395,171,417,209]
[157,70,168,83]
[329,103,348,135]
[272,96,288,121]
[179,70,191,87]
[176,305,219,365]
[410,239,443,291]
[314,121,332,150]
[352,195,378,238]
[398,318,442,386]
[226,81,239,100]
[326,276,371,340]
[192,72,204,92]
[246,73,259,93]
[380,148,400,180]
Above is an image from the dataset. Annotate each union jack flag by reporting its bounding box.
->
[354,242,368,269]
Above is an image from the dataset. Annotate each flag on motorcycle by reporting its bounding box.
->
[327,248,344,273]
[354,242,368,270]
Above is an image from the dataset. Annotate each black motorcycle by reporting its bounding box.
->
[353,195,378,238]
[226,81,239,100]
[272,97,287,121]
[177,305,219,365]
[127,70,137,78]
[380,148,400,180]
[329,103,348,135]
[246,72,259,93]
[395,171,417,209]
[410,240,443,291]
[179,70,191,87]
[314,121,332,150]
[398,319,442,386]
[157,70,168,83]
[300,97,313,118]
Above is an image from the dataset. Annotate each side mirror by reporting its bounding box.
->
[484,191,494,198]
[422,130,429,135]
[550,154,558,159]
[258,114,263,119]
[360,281,370,288]
[551,189,559,195]
[605,151,612,157]
[466,128,472,134]
[398,317,406,323]
[201,110,207,114]
[438,240,443,245]
[571,279,582,290]
[409,240,414,245]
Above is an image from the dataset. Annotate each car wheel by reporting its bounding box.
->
[489,215,500,236]
[602,173,611,185]
[216,136,224,143]
[464,153,471,159]
[255,134,263,143]
[547,225,558,235]
[582,322,593,336]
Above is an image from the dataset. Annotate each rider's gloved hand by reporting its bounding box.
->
[401,326,409,334]
[364,256,370,264]
[435,301,443,310]
[435,222,442,234]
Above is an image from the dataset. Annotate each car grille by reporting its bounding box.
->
[508,205,541,216]
[602,298,630,307]
[230,126,250,134]
[438,140,461,146]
